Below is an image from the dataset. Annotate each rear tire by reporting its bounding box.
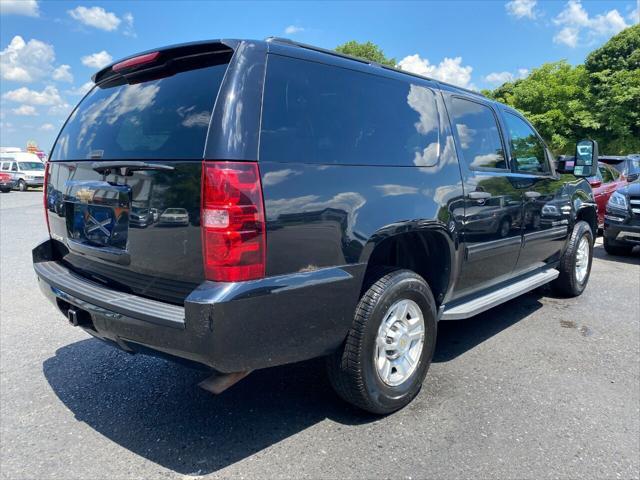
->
[326,269,437,414]
[603,235,633,256]
[551,220,593,297]
[17,180,27,192]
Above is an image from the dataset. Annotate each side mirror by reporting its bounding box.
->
[574,139,598,177]
[589,179,602,188]
[627,173,639,182]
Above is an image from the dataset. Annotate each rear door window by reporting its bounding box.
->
[51,61,229,161]
[260,55,440,166]
[448,97,506,171]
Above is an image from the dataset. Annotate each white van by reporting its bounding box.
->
[0,152,45,191]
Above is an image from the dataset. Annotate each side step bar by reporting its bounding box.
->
[441,268,559,320]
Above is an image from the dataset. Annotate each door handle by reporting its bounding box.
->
[524,191,541,200]
[468,191,491,200]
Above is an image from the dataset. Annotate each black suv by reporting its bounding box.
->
[33,38,598,414]
[603,181,640,255]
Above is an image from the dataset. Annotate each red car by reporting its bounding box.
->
[589,162,628,228]
[0,172,16,193]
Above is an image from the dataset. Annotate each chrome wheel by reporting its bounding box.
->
[575,236,590,284]
[375,299,425,387]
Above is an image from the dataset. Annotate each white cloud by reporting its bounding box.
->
[505,0,537,19]
[39,123,55,131]
[67,81,94,96]
[553,0,629,47]
[484,68,529,85]
[0,35,55,82]
[629,5,639,24]
[12,105,37,116]
[48,103,72,116]
[122,12,136,37]
[284,25,304,35]
[3,85,63,106]
[81,50,113,69]
[0,0,39,16]
[68,6,121,31]
[398,54,473,89]
[554,27,579,47]
[485,71,514,84]
[52,64,73,83]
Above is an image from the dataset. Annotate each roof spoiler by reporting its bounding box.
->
[92,39,239,85]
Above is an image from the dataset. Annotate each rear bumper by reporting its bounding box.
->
[33,239,362,372]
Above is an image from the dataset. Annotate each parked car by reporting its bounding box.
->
[0,152,46,191]
[599,154,640,183]
[0,172,16,192]
[33,38,598,414]
[603,180,640,255]
[588,162,628,228]
[158,208,190,226]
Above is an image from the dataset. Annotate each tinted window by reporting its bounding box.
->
[10,163,17,172]
[449,98,506,170]
[629,159,640,175]
[0,162,8,170]
[260,55,440,166]
[51,62,229,161]
[504,112,548,173]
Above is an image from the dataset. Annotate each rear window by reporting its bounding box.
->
[51,62,229,161]
[260,55,440,166]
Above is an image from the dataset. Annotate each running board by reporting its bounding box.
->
[441,268,559,320]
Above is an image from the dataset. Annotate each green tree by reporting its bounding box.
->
[585,25,640,154]
[484,25,640,155]
[335,40,396,67]
[485,61,597,154]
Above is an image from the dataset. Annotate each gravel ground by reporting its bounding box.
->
[1,191,639,480]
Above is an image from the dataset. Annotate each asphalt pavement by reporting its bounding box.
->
[1,191,639,479]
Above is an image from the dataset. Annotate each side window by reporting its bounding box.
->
[260,55,440,166]
[599,165,614,183]
[0,162,7,171]
[448,97,506,170]
[504,112,549,174]
[607,165,620,181]
[10,163,18,172]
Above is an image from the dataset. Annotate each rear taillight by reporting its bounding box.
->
[201,161,266,282]
[43,162,50,234]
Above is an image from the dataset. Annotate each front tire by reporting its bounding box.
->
[326,269,437,414]
[17,180,27,192]
[552,220,593,297]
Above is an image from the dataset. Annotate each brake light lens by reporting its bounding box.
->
[43,161,50,234]
[113,51,160,72]
[201,161,266,282]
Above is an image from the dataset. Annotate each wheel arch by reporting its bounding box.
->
[359,223,456,307]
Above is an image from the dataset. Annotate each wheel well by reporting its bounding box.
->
[576,206,597,236]
[363,231,451,306]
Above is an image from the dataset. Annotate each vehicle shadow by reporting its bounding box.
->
[43,341,375,475]
[43,292,544,474]
[592,242,640,266]
[433,290,544,363]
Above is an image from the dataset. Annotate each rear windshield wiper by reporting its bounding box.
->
[91,161,175,176]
